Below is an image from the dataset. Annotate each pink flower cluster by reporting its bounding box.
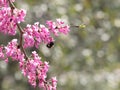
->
[23,19,70,48]
[20,51,57,89]
[0,7,26,35]
[0,39,24,62]
[5,39,24,62]
[0,0,15,7]
[0,0,70,90]
[23,22,54,48]
[0,40,57,90]
[46,19,70,36]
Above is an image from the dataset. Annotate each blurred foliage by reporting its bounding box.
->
[0,0,120,90]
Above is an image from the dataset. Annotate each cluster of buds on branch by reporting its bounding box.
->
[0,0,70,90]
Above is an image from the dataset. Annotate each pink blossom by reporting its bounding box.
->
[0,0,9,7]
[47,85,52,90]
[0,0,71,89]
[0,39,24,63]
[51,77,57,90]
[0,0,15,7]
[5,39,24,61]
[42,77,57,90]
[39,24,54,44]
[23,23,54,48]
[23,33,35,48]
[56,19,70,34]
[13,8,26,23]
[46,20,58,36]
[19,51,50,89]
[0,7,26,35]
[23,19,69,48]
[4,58,8,63]
[46,19,70,36]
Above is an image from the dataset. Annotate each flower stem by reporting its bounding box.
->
[8,0,28,60]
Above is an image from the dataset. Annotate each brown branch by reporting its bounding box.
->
[8,0,15,9]
[17,24,28,60]
[8,0,28,60]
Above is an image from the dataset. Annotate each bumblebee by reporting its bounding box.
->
[46,42,54,48]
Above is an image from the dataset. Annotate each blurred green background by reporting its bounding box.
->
[0,0,120,90]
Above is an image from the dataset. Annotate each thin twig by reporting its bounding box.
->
[17,24,28,60]
[8,0,28,60]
